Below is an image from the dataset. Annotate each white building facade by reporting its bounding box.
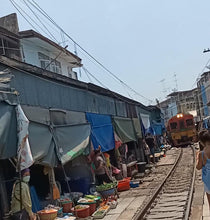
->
[19,30,81,80]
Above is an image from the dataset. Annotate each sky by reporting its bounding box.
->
[1,0,210,105]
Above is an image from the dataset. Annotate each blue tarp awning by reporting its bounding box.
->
[86,113,115,152]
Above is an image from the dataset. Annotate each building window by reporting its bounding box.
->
[51,59,62,74]
[38,52,62,74]
[67,66,72,78]
[38,52,50,71]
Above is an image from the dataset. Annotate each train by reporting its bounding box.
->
[167,113,197,147]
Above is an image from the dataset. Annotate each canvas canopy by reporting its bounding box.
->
[24,107,91,167]
[140,113,151,129]
[0,104,91,166]
[152,122,165,135]
[112,117,137,143]
[86,113,115,152]
[132,118,142,138]
[0,101,17,159]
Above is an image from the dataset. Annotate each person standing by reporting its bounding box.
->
[11,168,36,220]
[93,148,112,185]
[198,129,208,151]
[146,133,155,163]
[196,131,210,209]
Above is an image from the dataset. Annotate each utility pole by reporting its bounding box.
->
[173,73,178,91]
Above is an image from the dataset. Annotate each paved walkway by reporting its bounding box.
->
[202,194,210,220]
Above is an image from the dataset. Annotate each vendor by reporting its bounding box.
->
[11,168,36,220]
[93,148,112,185]
[146,133,155,163]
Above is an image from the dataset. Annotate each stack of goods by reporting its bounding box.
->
[40,187,119,219]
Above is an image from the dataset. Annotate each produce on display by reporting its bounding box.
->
[96,181,117,191]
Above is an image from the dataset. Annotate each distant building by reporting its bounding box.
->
[159,96,178,123]
[197,71,210,121]
[0,13,81,80]
[159,88,199,123]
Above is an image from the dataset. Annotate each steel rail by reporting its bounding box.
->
[133,148,183,220]
[184,145,196,220]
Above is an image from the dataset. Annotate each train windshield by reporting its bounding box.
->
[186,119,193,127]
[170,122,177,130]
[179,120,185,129]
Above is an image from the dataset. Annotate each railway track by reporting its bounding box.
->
[133,146,196,220]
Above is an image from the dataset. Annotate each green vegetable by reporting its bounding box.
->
[96,182,117,192]
[94,211,106,216]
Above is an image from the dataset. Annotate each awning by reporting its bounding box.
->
[140,113,151,129]
[112,117,137,143]
[132,118,142,138]
[24,106,91,167]
[54,124,90,165]
[86,113,115,152]
[0,101,17,159]
[152,123,164,135]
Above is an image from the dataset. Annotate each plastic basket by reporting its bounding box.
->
[71,205,90,218]
[37,209,57,220]
[62,201,73,213]
[117,178,130,192]
[78,201,96,215]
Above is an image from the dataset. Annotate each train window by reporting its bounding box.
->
[186,119,193,126]
[179,120,185,129]
[170,122,177,130]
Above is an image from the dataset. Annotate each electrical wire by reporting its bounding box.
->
[82,67,92,83]
[9,0,153,103]
[24,0,153,103]
[9,0,58,42]
[9,0,40,33]
[192,57,210,88]
[21,0,58,43]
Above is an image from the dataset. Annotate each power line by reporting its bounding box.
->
[21,0,58,43]
[82,67,93,83]
[9,0,58,42]
[192,57,210,88]
[9,0,153,103]
[82,66,144,105]
[23,0,153,103]
[9,0,40,33]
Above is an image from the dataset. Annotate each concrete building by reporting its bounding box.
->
[159,88,199,123]
[197,71,210,121]
[159,96,178,123]
[0,13,81,80]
